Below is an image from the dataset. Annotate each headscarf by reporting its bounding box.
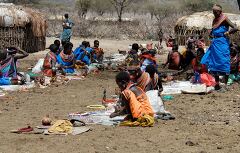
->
[212,4,222,11]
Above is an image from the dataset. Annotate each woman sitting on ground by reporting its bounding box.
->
[43,44,58,77]
[182,41,196,70]
[110,71,154,122]
[125,43,140,66]
[0,49,26,85]
[92,40,104,63]
[74,41,92,66]
[127,61,151,91]
[57,42,75,74]
[145,65,163,94]
[163,45,183,70]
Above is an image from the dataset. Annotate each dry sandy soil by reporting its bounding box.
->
[0,37,240,153]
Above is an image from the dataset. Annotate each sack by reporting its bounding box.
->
[146,90,166,114]
[32,59,44,73]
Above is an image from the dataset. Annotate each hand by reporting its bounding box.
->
[110,112,119,118]
[224,32,230,37]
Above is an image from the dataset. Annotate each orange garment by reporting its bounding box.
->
[94,47,104,56]
[43,52,57,77]
[122,84,154,119]
[136,72,151,91]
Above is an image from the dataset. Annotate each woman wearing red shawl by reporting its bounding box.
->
[43,44,58,77]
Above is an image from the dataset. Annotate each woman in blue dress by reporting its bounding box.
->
[201,4,238,90]
[61,14,74,46]
[57,42,75,74]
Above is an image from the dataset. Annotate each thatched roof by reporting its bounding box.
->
[175,11,240,30]
[0,3,47,37]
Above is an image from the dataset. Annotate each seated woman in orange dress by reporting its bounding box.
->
[110,71,154,121]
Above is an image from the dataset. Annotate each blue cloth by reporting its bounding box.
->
[74,46,92,65]
[73,46,84,58]
[86,47,93,54]
[0,77,11,85]
[57,54,75,74]
[141,59,155,71]
[201,25,230,74]
[76,52,91,65]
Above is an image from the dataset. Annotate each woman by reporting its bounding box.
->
[164,45,182,70]
[57,42,75,74]
[201,4,238,90]
[110,71,154,124]
[43,44,58,77]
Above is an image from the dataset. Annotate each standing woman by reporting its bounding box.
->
[201,4,238,90]
[61,14,74,46]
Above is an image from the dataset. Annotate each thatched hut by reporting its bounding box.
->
[0,3,47,53]
[175,11,240,46]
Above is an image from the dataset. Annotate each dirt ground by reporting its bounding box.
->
[0,37,240,153]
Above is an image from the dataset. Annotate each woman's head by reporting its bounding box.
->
[127,60,141,80]
[94,40,99,48]
[187,42,194,50]
[64,14,69,19]
[132,43,139,51]
[116,71,130,90]
[54,40,61,48]
[213,4,222,18]
[48,44,58,53]
[63,42,73,55]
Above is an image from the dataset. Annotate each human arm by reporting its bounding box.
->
[224,18,238,35]
[157,77,163,94]
[14,47,29,60]
[110,94,128,118]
